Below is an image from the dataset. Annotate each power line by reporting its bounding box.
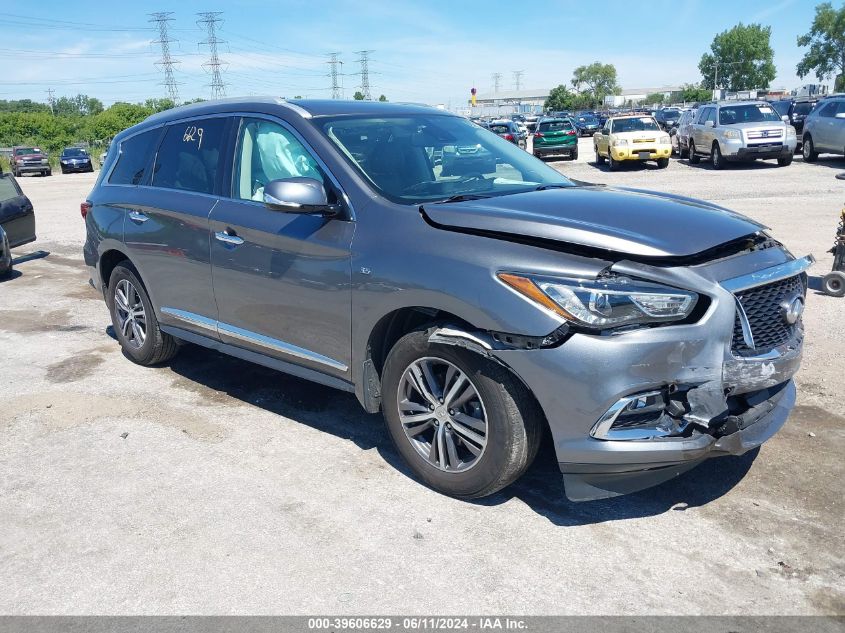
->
[327,52,343,99]
[512,70,524,91]
[197,12,227,100]
[149,12,181,102]
[491,72,502,93]
[354,50,374,100]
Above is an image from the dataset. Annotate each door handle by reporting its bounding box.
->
[214,230,244,246]
[128,210,149,224]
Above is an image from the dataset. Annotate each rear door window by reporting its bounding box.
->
[109,130,160,186]
[0,174,21,203]
[819,102,838,118]
[152,118,228,194]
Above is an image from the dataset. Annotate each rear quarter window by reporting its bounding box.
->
[109,130,160,186]
[151,118,228,194]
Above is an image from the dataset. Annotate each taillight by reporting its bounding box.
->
[505,134,514,140]
[534,132,544,137]
[81,201,91,219]
[566,130,576,136]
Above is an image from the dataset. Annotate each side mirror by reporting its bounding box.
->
[781,115,790,122]
[704,120,714,128]
[835,112,845,119]
[263,177,339,216]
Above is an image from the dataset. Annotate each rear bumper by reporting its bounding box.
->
[534,144,577,156]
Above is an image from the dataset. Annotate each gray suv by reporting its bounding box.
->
[801,96,845,162]
[84,98,813,501]
[688,101,797,169]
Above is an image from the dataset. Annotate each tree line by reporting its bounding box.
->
[544,2,845,110]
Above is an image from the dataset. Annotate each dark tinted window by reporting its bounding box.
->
[771,101,791,116]
[489,124,512,134]
[819,101,838,117]
[62,147,87,157]
[538,119,572,132]
[0,174,21,202]
[793,102,814,115]
[109,130,159,186]
[14,147,38,156]
[152,118,227,194]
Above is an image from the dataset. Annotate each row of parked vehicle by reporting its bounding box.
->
[7,145,96,177]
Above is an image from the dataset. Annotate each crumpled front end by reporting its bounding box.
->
[488,247,814,501]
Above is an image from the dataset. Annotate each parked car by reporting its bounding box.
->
[655,107,682,131]
[573,113,601,137]
[488,120,526,149]
[801,96,845,162]
[688,101,797,169]
[532,117,578,160]
[671,108,697,158]
[60,147,94,174]
[593,114,672,169]
[524,114,540,132]
[84,98,813,502]
[0,172,36,277]
[10,146,51,177]
[772,98,818,149]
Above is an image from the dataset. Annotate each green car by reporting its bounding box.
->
[532,118,578,160]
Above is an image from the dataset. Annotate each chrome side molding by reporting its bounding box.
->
[720,255,815,293]
[160,307,347,372]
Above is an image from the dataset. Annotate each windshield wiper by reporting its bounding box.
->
[533,183,572,191]
[434,193,491,203]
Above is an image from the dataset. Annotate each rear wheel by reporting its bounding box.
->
[688,140,700,164]
[570,146,579,161]
[822,271,845,297]
[711,142,725,170]
[382,329,543,499]
[108,262,179,366]
[803,135,818,162]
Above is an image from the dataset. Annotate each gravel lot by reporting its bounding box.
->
[1,140,843,615]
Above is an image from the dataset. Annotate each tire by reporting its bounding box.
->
[570,146,579,161]
[107,262,179,366]
[822,271,845,297]
[656,157,669,169]
[711,142,725,170]
[803,135,818,162]
[778,154,793,167]
[0,230,12,279]
[679,139,689,159]
[381,329,543,499]
[595,145,606,165]
[688,140,700,164]
[608,152,620,171]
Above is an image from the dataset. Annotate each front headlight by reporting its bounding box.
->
[723,129,741,140]
[659,135,671,144]
[786,125,796,139]
[611,138,628,147]
[41,158,49,164]
[498,273,698,329]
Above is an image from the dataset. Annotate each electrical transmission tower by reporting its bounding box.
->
[491,72,502,93]
[197,12,227,99]
[355,50,374,100]
[149,12,180,102]
[46,88,55,115]
[327,53,343,99]
[512,70,524,91]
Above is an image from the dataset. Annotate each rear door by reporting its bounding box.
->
[813,101,839,151]
[208,115,354,378]
[0,173,35,248]
[125,116,232,335]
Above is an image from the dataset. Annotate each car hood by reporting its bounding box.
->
[421,186,766,258]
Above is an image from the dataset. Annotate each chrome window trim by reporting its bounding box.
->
[720,255,815,293]
[160,307,348,372]
[275,99,313,119]
[105,124,166,187]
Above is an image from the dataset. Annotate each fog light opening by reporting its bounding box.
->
[591,388,691,441]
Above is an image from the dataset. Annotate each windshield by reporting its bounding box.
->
[793,102,814,115]
[62,147,87,157]
[719,104,780,125]
[15,147,40,156]
[661,109,680,118]
[611,117,660,133]
[538,119,572,132]
[488,124,512,134]
[771,101,791,116]
[319,114,573,204]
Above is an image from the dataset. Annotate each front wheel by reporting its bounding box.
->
[595,145,606,165]
[822,271,845,297]
[382,329,543,499]
[108,262,179,366]
[777,154,793,167]
[711,142,725,170]
[656,157,669,169]
[608,152,620,171]
[688,141,700,164]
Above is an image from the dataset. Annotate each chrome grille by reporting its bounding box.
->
[732,274,805,356]
[746,129,783,139]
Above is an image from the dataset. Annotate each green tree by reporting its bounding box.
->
[0,99,50,114]
[680,83,713,102]
[544,84,574,111]
[571,62,620,106]
[378,94,388,102]
[699,23,776,90]
[645,92,665,105]
[144,98,176,113]
[797,2,845,92]
[353,91,365,100]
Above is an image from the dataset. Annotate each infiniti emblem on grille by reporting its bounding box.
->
[782,296,804,325]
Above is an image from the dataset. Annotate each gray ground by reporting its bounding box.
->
[1,140,843,615]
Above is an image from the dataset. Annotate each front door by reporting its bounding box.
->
[209,116,354,378]
[0,174,35,248]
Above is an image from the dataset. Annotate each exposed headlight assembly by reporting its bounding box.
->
[611,138,628,147]
[498,272,698,330]
[659,135,671,144]
[723,129,741,140]
[786,125,797,139]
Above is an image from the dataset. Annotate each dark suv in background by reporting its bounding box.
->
[60,147,94,174]
[84,98,811,502]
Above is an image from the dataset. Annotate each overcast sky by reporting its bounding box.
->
[0,0,825,107]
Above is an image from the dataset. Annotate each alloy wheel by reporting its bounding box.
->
[114,279,147,349]
[397,357,488,472]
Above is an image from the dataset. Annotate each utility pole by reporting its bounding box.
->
[327,53,343,99]
[149,12,180,103]
[491,72,502,93]
[46,88,55,115]
[355,50,374,100]
[512,70,524,91]
[197,12,227,100]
